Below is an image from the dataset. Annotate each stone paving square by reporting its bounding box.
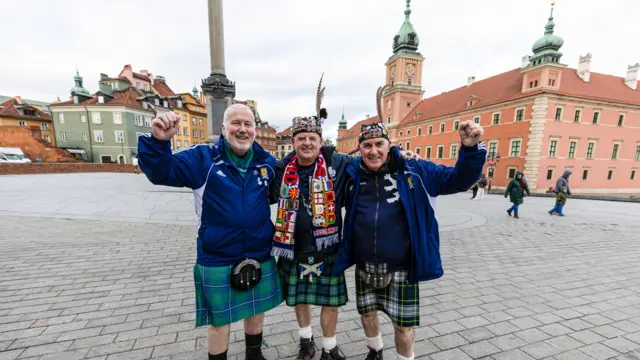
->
[1,173,640,359]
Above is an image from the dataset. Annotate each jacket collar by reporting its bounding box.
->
[216,134,269,166]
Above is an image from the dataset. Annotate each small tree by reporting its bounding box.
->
[323,137,335,147]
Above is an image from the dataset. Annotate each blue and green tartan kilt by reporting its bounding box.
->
[356,269,420,327]
[193,258,283,328]
[277,253,348,307]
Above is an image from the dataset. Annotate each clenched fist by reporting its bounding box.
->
[459,120,484,147]
[152,112,181,141]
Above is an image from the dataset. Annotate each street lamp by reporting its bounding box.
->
[486,151,500,191]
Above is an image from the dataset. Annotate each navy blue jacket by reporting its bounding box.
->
[335,142,487,284]
[137,135,278,267]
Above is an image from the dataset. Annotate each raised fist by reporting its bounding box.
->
[151,112,181,141]
[459,120,484,147]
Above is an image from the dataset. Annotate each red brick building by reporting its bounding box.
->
[337,2,640,194]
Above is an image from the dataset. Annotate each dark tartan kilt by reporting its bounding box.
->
[356,269,420,327]
[194,258,283,328]
[277,253,348,307]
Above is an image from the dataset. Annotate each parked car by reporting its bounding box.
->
[0,147,32,163]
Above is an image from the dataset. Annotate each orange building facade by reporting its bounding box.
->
[337,2,640,194]
[0,96,55,145]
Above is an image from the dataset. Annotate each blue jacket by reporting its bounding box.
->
[137,135,279,267]
[334,142,487,284]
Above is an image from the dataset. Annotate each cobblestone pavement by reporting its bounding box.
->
[1,173,640,360]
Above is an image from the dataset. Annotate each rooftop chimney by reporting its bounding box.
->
[467,76,476,87]
[625,63,639,91]
[100,73,108,81]
[577,53,592,83]
[15,96,22,104]
[521,55,531,69]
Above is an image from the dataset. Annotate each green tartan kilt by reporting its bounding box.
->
[356,269,420,327]
[277,253,348,307]
[193,258,283,328]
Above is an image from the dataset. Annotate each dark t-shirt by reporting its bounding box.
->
[294,165,317,254]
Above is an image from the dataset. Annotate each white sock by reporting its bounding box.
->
[298,325,312,339]
[323,336,337,351]
[366,333,383,351]
[397,353,415,360]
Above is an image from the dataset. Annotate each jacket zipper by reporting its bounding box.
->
[374,175,379,264]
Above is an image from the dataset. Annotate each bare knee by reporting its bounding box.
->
[393,324,413,335]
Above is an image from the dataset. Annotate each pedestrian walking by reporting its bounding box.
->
[505,171,530,219]
[475,174,487,200]
[551,169,572,212]
[549,185,568,216]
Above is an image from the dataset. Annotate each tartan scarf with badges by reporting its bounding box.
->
[271,152,339,260]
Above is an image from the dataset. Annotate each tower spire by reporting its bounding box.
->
[404,0,412,20]
[338,105,347,130]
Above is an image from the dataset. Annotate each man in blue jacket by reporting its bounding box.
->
[137,104,283,360]
[334,121,486,360]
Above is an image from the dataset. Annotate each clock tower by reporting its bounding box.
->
[382,0,425,141]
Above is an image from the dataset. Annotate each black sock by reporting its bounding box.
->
[209,350,227,360]
[246,332,263,349]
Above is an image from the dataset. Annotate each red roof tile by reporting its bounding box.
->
[153,80,176,97]
[277,126,292,137]
[106,88,144,109]
[399,67,640,126]
[0,98,52,121]
[133,72,151,81]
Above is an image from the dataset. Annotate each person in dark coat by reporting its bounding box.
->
[505,171,530,218]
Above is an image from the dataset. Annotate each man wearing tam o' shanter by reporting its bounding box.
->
[333,86,487,360]
[271,76,416,360]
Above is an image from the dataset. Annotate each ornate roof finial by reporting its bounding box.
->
[404,0,412,20]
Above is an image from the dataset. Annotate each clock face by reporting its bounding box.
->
[406,64,416,76]
[390,65,396,78]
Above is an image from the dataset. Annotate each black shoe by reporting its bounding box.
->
[296,337,317,360]
[319,346,346,360]
[548,210,554,215]
[245,347,266,360]
[507,210,512,216]
[514,214,520,219]
[365,348,383,360]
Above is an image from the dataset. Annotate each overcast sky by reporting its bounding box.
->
[1,0,638,140]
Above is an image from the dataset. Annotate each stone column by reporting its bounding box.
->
[201,0,236,143]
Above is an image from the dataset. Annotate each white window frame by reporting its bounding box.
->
[439,122,445,133]
[183,127,188,135]
[574,108,583,123]
[492,111,501,125]
[546,167,554,180]
[488,140,499,157]
[509,138,523,157]
[507,166,518,179]
[59,113,65,124]
[612,141,622,160]
[450,143,458,159]
[199,118,204,126]
[425,146,432,159]
[182,114,187,122]
[453,120,460,131]
[115,130,124,143]
[163,100,168,107]
[200,130,205,138]
[437,145,444,159]
[43,135,50,142]
[607,168,615,180]
[91,112,101,124]
[618,112,626,127]
[193,129,198,137]
[113,112,122,124]
[144,116,152,127]
[417,127,422,136]
[184,140,189,147]
[554,106,564,121]
[586,140,597,159]
[175,127,180,135]
[568,139,578,158]
[548,137,559,157]
[192,117,197,125]
[94,130,104,143]
[18,121,27,126]
[82,133,88,141]
[176,140,182,149]
[473,116,480,124]
[135,115,143,126]
[177,100,183,108]
[514,107,525,122]
[592,110,601,124]
[154,99,159,106]
[41,123,49,130]
[80,114,86,123]
[61,132,67,142]
[428,125,433,135]
[143,102,149,109]
[98,96,104,104]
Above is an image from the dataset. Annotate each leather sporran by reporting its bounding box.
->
[230,259,262,291]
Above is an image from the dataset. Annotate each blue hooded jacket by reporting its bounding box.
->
[334,142,487,284]
[137,134,279,267]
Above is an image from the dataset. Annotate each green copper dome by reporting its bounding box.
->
[529,3,564,66]
[338,106,347,130]
[70,70,90,96]
[393,0,419,53]
[192,85,200,99]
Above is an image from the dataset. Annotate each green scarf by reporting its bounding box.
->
[224,139,254,178]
